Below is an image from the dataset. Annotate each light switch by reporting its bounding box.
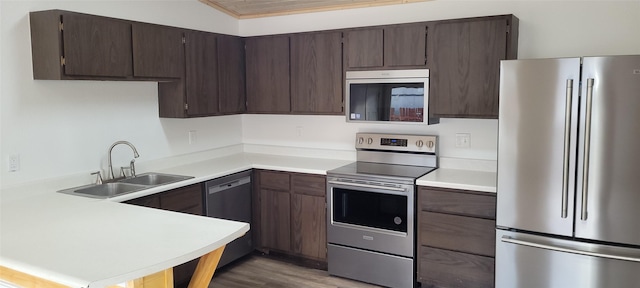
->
[455,133,470,148]
[188,130,197,144]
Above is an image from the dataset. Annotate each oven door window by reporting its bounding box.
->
[348,82,424,122]
[332,187,407,233]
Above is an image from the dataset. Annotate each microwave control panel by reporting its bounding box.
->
[355,133,437,153]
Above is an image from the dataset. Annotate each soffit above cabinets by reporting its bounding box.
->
[198,0,430,19]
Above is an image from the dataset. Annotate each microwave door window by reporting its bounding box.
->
[349,83,424,122]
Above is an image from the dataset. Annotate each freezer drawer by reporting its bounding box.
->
[496,230,640,288]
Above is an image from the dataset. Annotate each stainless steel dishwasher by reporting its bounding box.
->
[205,170,252,268]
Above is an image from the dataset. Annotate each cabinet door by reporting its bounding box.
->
[61,13,132,77]
[160,184,203,216]
[384,25,427,67]
[290,32,343,114]
[291,174,327,260]
[291,194,326,260]
[345,28,383,68]
[218,35,246,114]
[260,188,291,252]
[132,23,184,78]
[430,17,509,118]
[245,36,290,113]
[185,31,218,116]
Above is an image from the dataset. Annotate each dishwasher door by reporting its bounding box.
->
[205,170,252,268]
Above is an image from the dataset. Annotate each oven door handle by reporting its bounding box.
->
[328,180,407,193]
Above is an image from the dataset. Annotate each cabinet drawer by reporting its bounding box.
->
[419,246,494,288]
[419,211,495,257]
[291,174,326,197]
[259,170,291,191]
[419,187,496,219]
[160,184,203,215]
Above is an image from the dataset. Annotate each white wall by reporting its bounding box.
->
[0,0,240,188]
[240,0,640,163]
[2,0,639,187]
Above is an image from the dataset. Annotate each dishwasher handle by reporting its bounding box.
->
[208,176,251,194]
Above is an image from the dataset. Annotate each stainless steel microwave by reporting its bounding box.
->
[345,69,431,124]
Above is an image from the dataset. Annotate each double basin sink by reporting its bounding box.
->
[58,173,194,199]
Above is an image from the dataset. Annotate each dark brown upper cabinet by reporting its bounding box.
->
[217,35,247,115]
[345,24,427,69]
[384,24,428,67]
[158,33,247,118]
[132,23,184,79]
[30,10,133,80]
[245,36,291,113]
[30,10,184,81]
[184,31,218,116]
[290,32,343,114]
[429,15,519,119]
[345,28,383,68]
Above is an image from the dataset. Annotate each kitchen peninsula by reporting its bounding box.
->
[0,152,350,288]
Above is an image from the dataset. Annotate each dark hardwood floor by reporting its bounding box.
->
[209,256,381,288]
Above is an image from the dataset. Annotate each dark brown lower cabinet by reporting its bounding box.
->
[254,170,327,266]
[417,186,496,288]
[260,188,291,252]
[124,183,204,288]
[419,246,494,288]
[291,173,327,261]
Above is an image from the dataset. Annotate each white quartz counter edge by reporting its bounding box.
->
[416,168,497,193]
[0,153,351,288]
[108,153,352,203]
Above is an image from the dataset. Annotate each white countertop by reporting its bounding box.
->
[0,152,351,287]
[417,168,497,193]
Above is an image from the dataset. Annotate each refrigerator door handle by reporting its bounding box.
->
[501,236,640,263]
[581,78,595,221]
[561,79,573,219]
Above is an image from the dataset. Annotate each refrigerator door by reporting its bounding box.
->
[575,55,640,246]
[497,58,580,236]
[496,230,640,288]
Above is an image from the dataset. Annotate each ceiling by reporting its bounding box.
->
[198,0,429,19]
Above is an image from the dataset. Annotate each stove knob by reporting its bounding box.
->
[427,141,435,148]
[357,137,364,144]
[416,140,424,147]
[367,138,373,145]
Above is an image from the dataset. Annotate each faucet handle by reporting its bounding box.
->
[129,159,136,177]
[91,171,103,184]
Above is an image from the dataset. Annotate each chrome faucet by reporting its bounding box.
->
[108,141,140,180]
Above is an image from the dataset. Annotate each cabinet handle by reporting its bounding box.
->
[561,79,573,218]
[581,78,595,221]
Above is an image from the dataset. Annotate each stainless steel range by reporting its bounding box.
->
[327,133,438,288]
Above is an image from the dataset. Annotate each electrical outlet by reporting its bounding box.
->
[455,133,471,148]
[188,130,197,144]
[295,126,303,137]
[8,154,20,172]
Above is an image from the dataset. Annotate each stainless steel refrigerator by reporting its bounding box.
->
[496,55,640,287]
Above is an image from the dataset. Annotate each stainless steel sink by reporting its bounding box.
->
[118,173,193,186]
[59,182,147,199]
[57,172,194,199]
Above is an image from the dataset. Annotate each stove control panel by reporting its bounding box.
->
[356,133,437,153]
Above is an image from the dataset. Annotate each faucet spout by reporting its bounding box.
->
[108,141,140,180]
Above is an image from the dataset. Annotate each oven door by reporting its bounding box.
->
[327,177,414,257]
